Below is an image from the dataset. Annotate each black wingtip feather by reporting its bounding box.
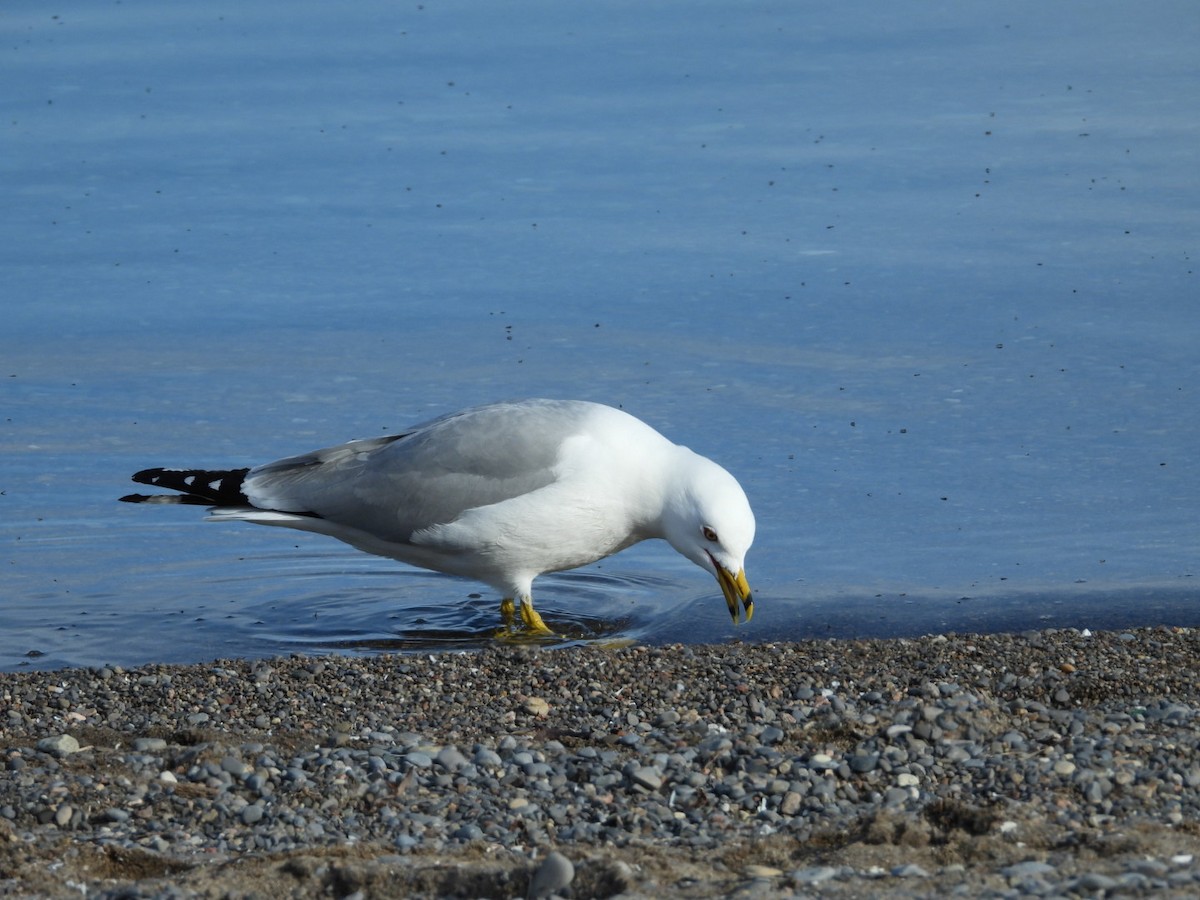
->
[125,467,251,506]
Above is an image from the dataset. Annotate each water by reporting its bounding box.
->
[3,0,1198,671]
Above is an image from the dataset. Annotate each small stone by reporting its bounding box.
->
[1116,872,1150,891]
[435,745,469,772]
[891,863,930,878]
[630,766,663,791]
[404,752,433,769]
[36,735,80,757]
[848,753,879,773]
[522,697,550,717]
[54,805,73,827]
[779,791,803,815]
[1003,861,1055,880]
[792,865,838,886]
[759,726,784,744]
[896,773,920,788]
[745,864,783,878]
[1053,759,1077,776]
[240,804,264,825]
[473,748,503,767]
[1078,872,1118,891]
[1128,858,1168,877]
[529,851,575,898]
[1000,731,1029,750]
[884,787,911,806]
[452,823,484,841]
[133,737,168,753]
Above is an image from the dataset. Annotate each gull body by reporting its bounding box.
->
[121,399,755,633]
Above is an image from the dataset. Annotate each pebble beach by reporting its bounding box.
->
[3,626,1199,898]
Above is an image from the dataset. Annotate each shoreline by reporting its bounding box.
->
[3,626,1199,897]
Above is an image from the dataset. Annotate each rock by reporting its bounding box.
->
[473,748,503,767]
[435,745,469,772]
[630,766,663,791]
[1002,860,1056,881]
[1127,858,1168,877]
[759,725,784,744]
[452,823,483,841]
[809,752,836,769]
[529,851,574,898]
[1077,872,1118,891]
[36,735,80,757]
[848,753,879,773]
[745,864,783,878]
[240,804,264,825]
[792,865,839,885]
[522,697,551,717]
[780,791,803,815]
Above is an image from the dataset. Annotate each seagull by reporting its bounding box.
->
[120,398,755,635]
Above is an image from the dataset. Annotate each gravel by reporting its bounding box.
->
[1,625,1199,897]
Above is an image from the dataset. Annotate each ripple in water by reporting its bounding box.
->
[243,560,685,656]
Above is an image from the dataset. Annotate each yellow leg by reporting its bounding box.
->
[497,595,554,637]
[519,597,555,636]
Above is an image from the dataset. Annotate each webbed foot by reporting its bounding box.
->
[496,596,556,639]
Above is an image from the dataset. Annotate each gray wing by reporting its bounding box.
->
[241,399,597,543]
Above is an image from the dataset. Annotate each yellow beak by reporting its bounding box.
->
[716,565,753,624]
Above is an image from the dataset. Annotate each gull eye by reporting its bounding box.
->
[702,526,718,542]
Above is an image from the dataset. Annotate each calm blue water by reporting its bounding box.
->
[3,1,1198,670]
